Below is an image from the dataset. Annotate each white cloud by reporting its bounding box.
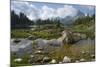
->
[39,5,56,20]
[57,5,78,18]
[11,1,78,20]
[11,1,40,20]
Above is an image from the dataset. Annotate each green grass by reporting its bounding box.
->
[11,29,61,39]
[11,21,95,66]
[11,43,95,66]
[11,54,32,67]
[11,29,30,38]
[71,23,95,39]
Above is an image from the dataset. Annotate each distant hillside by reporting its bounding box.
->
[71,14,95,39]
[60,10,85,25]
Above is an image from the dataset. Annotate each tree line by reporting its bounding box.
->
[11,11,62,29]
[73,14,95,26]
[11,11,34,28]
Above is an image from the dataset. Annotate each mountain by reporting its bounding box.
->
[60,10,85,25]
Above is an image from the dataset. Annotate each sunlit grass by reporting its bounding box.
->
[48,43,95,62]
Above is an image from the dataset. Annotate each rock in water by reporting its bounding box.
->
[63,56,71,63]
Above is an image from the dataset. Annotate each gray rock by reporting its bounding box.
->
[11,39,33,57]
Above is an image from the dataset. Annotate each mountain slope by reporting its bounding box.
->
[60,10,85,25]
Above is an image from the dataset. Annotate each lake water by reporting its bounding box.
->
[74,39,95,46]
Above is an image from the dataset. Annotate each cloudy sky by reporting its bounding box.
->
[11,1,95,20]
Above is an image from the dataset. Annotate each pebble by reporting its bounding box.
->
[34,50,42,54]
[63,56,71,63]
[59,62,62,64]
[50,59,56,64]
[30,55,34,58]
[81,51,85,54]
[91,54,95,58]
[75,60,80,63]
[14,58,22,62]
[80,58,86,62]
